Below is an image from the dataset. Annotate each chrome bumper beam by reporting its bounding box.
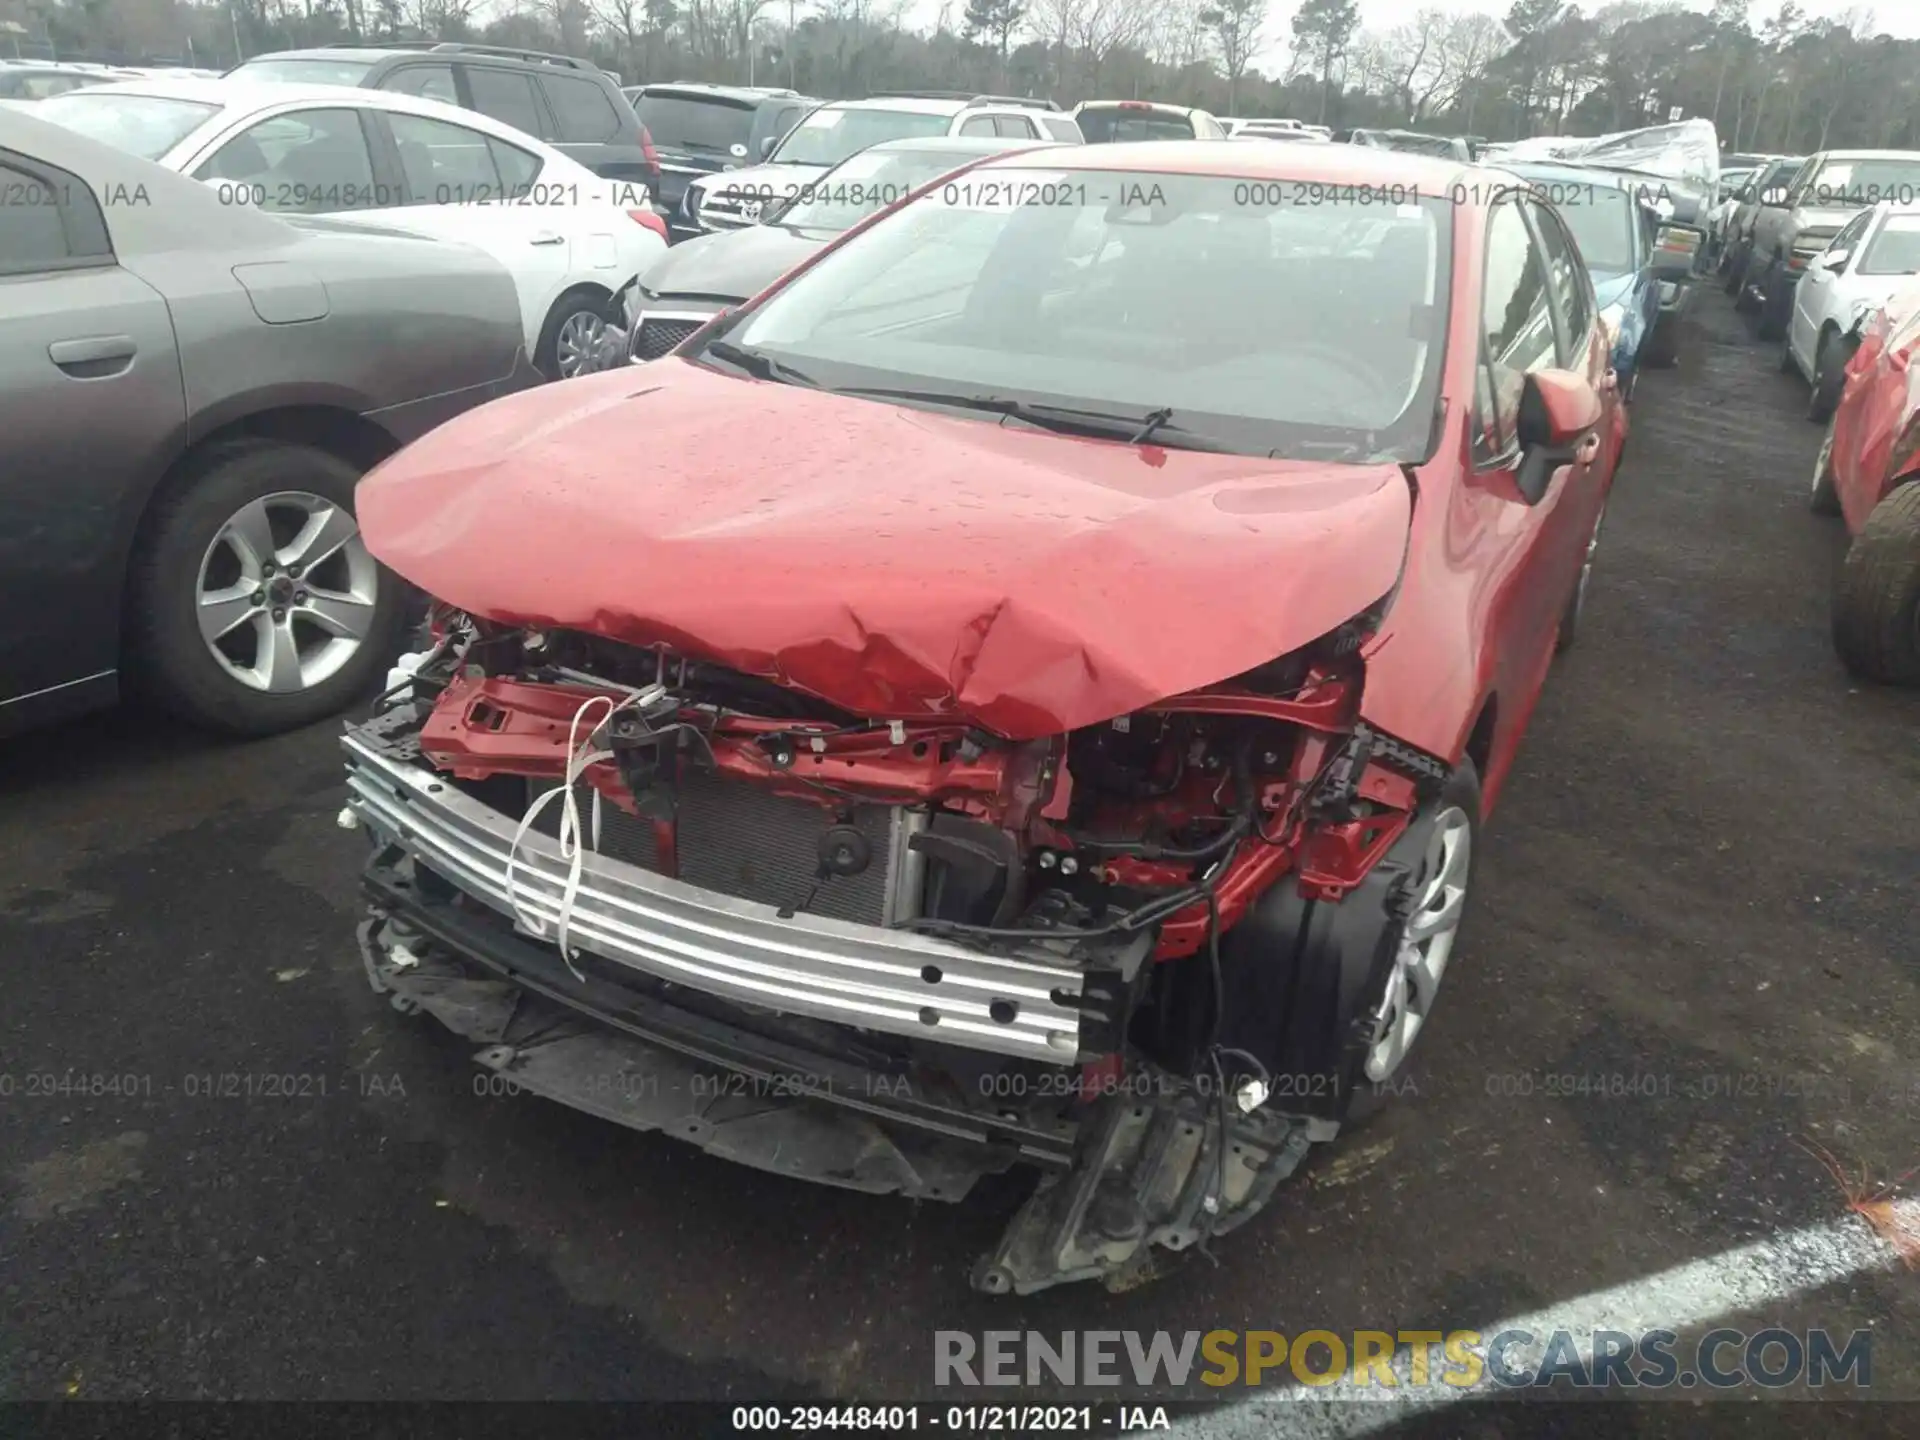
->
[342,734,1086,1063]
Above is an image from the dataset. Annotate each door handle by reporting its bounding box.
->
[49,335,137,376]
[529,232,566,246]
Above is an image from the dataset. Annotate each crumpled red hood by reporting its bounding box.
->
[356,359,1412,738]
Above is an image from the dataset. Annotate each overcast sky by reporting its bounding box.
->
[1238,1,1920,71]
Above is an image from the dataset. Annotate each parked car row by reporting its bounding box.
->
[1690,142,1920,686]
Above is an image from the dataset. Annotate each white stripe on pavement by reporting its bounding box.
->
[1166,1200,1913,1437]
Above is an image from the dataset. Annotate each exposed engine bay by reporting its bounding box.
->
[346,605,1452,1294]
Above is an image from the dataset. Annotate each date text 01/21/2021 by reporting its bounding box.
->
[729,1405,1170,1432]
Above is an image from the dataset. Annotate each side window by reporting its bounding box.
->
[0,161,78,273]
[388,112,539,203]
[995,115,1037,139]
[1528,200,1592,367]
[958,116,997,138]
[465,68,546,139]
[1781,158,1818,204]
[1829,210,1872,255]
[191,108,380,212]
[1478,199,1558,459]
[385,65,458,104]
[489,138,541,191]
[541,74,621,142]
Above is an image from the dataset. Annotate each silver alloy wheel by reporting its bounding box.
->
[195,491,378,694]
[1572,499,1607,617]
[1364,806,1472,1083]
[1813,429,1834,494]
[555,308,608,378]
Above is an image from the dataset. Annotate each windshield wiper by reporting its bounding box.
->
[829,387,1230,450]
[701,340,821,389]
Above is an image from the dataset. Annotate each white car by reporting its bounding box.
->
[33,77,666,379]
[1785,200,1920,420]
[681,94,1083,234]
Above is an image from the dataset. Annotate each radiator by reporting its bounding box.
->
[527,770,921,928]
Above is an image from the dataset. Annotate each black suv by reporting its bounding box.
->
[622,83,818,229]
[228,42,659,192]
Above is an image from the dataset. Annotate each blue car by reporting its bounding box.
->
[1506,162,1695,397]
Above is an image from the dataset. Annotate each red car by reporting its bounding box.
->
[1815,280,1920,684]
[342,143,1624,1294]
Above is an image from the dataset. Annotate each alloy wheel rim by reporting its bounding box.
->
[1364,806,1473,1083]
[195,491,377,694]
[1813,429,1834,493]
[556,310,608,378]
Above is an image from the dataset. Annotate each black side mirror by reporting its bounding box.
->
[759,134,778,160]
[1513,369,1602,505]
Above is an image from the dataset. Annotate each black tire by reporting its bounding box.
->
[1808,327,1852,423]
[124,439,406,736]
[1832,483,1920,686]
[1810,422,1842,516]
[1556,500,1608,655]
[1641,314,1679,370]
[1340,760,1484,1133]
[1756,263,1791,340]
[535,288,617,381]
[1725,248,1751,300]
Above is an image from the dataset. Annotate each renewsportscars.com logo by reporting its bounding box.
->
[933,1328,1872,1391]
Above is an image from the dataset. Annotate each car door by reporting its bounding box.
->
[0,147,183,729]
[1464,196,1602,712]
[371,110,582,351]
[1793,209,1874,366]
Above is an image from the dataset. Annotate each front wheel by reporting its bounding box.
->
[1756,264,1792,340]
[1810,422,1842,516]
[1556,499,1608,655]
[1341,762,1483,1129]
[125,440,406,735]
[1808,328,1853,423]
[1832,483,1920,685]
[537,289,618,381]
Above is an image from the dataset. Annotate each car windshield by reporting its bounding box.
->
[713,168,1452,462]
[771,106,954,167]
[1862,215,1920,275]
[34,91,220,159]
[635,92,755,155]
[1553,185,1636,273]
[228,58,376,86]
[1078,109,1194,143]
[1804,158,1920,207]
[777,146,996,232]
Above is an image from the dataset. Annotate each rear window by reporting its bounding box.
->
[229,58,376,86]
[1543,185,1636,274]
[771,106,954,167]
[1077,108,1194,144]
[541,73,622,142]
[34,91,220,160]
[635,92,755,154]
[1863,215,1920,276]
[1803,158,1920,208]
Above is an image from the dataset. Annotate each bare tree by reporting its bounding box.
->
[1198,0,1261,115]
[1381,7,1450,121]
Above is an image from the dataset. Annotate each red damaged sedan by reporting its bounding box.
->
[1814,280,1920,684]
[342,143,1624,1294]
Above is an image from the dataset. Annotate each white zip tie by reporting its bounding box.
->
[503,692,636,982]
